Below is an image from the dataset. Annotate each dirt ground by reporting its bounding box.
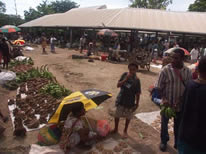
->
[0,46,177,154]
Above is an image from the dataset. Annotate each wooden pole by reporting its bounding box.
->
[167,32,170,42]
[70,28,73,48]
[156,31,158,41]
[182,34,185,48]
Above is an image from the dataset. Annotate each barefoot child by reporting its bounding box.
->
[113,62,141,137]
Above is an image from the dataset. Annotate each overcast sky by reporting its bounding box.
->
[2,0,196,17]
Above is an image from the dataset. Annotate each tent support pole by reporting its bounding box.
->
[70,28,73,48]
[167,32,170,42]
[156,31,158,40]
[136,30,139,49]
[93,29,96,41]
[182,34,185,48]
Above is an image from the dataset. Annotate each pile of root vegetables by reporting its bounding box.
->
[7,59,72,136]
[4,58,34,90]
[9,57,34,73]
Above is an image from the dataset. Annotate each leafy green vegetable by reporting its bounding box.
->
[9,57,34,68]
[41,82,72,99]
[15,65,55,83]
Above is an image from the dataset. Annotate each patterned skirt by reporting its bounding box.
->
[114,105,136,119]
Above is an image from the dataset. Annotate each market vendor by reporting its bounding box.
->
[59,102,96,153]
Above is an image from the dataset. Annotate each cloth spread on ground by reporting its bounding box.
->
[29,144,64,154]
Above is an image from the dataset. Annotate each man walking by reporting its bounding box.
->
[156,49,192,151]
[80,35,86,53]
[41,33,47,54]
[50,35,57,53]
[190,47,199,63]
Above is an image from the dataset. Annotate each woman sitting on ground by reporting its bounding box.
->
[59,102,96,153]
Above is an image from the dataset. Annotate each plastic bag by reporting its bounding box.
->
[96,120,110,137]
[25,46,34,51]
[37,124,62,146]
[15,56,29,61]
[0,71,16,85]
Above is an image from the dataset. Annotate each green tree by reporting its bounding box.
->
[24,0,79,22]
[24,0,53,22]
[49,0,79,13]
[188,0,206,12]
[0,14,24,27]
[24,8,42,22]
[0,1,6,13]
[0,2,24,26]
[130,0,172,9]
[37,0,55,15]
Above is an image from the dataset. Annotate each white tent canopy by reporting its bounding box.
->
[19,5,206,35]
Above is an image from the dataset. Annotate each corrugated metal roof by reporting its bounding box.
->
[19,6,206,35]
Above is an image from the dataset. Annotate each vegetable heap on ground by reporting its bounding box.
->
[7,59,72,136]
[4,58,34,90]
[9,58,34,73]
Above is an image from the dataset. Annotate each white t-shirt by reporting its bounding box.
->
[204,48,206,56]
[190,48,199,60]
[50,37,56,44]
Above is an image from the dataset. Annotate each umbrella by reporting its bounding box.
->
[165,47,190,56]
[97,29,118,37]
[0,25,21,33]
[48,89,112,124]
[13,40,25,45]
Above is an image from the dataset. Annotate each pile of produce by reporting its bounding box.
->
[41,83,71,99]
[7,63,72,136]
[3,80,19,90]
[10,64,33,73]
[4,65,55,91]
[9,78,61,135]
[9,58,34,73]
[160,104,176,119]
[16,65,55,84]
[9,57,34,68]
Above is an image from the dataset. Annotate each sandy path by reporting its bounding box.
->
[0,46,176,154]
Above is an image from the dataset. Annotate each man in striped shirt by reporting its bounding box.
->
[156,48,192,152]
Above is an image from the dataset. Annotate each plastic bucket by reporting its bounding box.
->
[101,55,107,61]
